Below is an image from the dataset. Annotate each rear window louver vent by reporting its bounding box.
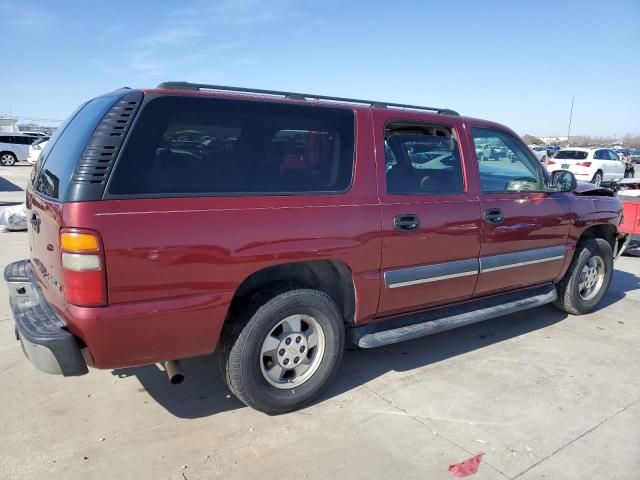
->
[70,91,143,194]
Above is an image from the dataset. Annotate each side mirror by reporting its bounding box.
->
[551,170,577,192]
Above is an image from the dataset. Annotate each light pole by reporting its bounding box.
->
[567,97,574,147]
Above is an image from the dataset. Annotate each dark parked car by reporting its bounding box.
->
[5,82,630,413]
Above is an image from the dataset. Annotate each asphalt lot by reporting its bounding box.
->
[1,164,639,479]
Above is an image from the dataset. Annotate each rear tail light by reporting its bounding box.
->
[576,161,592,167]
[60,230,107,306]
[547,160,556,165]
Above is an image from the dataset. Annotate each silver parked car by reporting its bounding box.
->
[0,134,40,166]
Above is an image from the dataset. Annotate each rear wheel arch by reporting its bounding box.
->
[228,260,356,326]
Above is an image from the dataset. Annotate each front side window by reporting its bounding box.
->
[384,128,463,195]
[108,96,354,196]
[472,128,543,193]
[607,150,620,161]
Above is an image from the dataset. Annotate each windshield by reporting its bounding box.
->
[554,150,588,160]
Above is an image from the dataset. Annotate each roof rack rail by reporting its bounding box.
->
[156,81,459,116]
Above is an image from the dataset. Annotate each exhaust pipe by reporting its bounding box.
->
[164,360,185,385]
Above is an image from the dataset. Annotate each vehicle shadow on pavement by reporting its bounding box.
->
[112,269,638,419]
[0,175,24,192]
[111,355,245,417]
[599,265,640,308]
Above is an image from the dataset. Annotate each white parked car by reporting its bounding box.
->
[27,138,49,165]
[546,148,626,186]
[528,145,548,162]
[20,131,48,137]
[0,134,39,166]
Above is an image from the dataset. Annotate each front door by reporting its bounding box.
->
[375,114,482,317]
[469,126,572,296]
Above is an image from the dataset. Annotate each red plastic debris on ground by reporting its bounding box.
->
[448,453,484,477]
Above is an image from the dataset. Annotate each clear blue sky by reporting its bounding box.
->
[1,0,638,137]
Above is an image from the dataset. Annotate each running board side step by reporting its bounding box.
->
[349,284,557,349]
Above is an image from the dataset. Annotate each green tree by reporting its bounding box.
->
[522,134,544,145]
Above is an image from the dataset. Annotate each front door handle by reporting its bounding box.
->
[483,208,504,224]
[394,214,420,232]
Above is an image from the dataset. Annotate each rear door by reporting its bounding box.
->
[374,111,482,317]
[28,94,122,305]
[469,126,571,296]
[12,136,33,160]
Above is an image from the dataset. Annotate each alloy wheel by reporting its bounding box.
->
[259,314,326,389]
[578,255,605,301]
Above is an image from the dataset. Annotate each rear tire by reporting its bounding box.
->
[591,171,603,186]
[0,152,17,166]
[220,286,345,414]
[553,238,613,315]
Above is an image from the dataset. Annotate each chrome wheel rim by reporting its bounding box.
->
[260,314,325,389]
[1,154,15,166]
[592,173,602,186]
[578,256,605,301]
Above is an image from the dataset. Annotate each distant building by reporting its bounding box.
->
[0,116,18,133]
[539,136,568,144]
[18,122,57,136]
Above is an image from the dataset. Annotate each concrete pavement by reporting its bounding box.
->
[1,164,639,479]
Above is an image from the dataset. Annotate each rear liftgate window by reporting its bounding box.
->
[32,96,118,200]
[108,96,355,196]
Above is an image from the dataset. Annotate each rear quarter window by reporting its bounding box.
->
[107,96,355,197]
[554,150,588,160]
[32,95,119,200]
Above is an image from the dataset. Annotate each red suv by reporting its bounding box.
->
[5,82,630,413]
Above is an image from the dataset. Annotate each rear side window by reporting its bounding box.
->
[108,96,355,197]
[385,133,463,195]
[554,150,588,160]
[32,96,118,200]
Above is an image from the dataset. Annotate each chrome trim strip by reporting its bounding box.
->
[385,245,568,289]
[480,245,566,273]
[385,259,479,289]
[388,270,478,289]
[481,255,566,273]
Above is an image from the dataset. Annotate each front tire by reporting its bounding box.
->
[220,287,345,414]
[553,238,613,315]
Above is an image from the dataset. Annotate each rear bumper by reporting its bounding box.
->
[4,260,88,376]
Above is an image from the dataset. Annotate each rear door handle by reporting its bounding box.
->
[394,214,420,232]
[483,208,504,224]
